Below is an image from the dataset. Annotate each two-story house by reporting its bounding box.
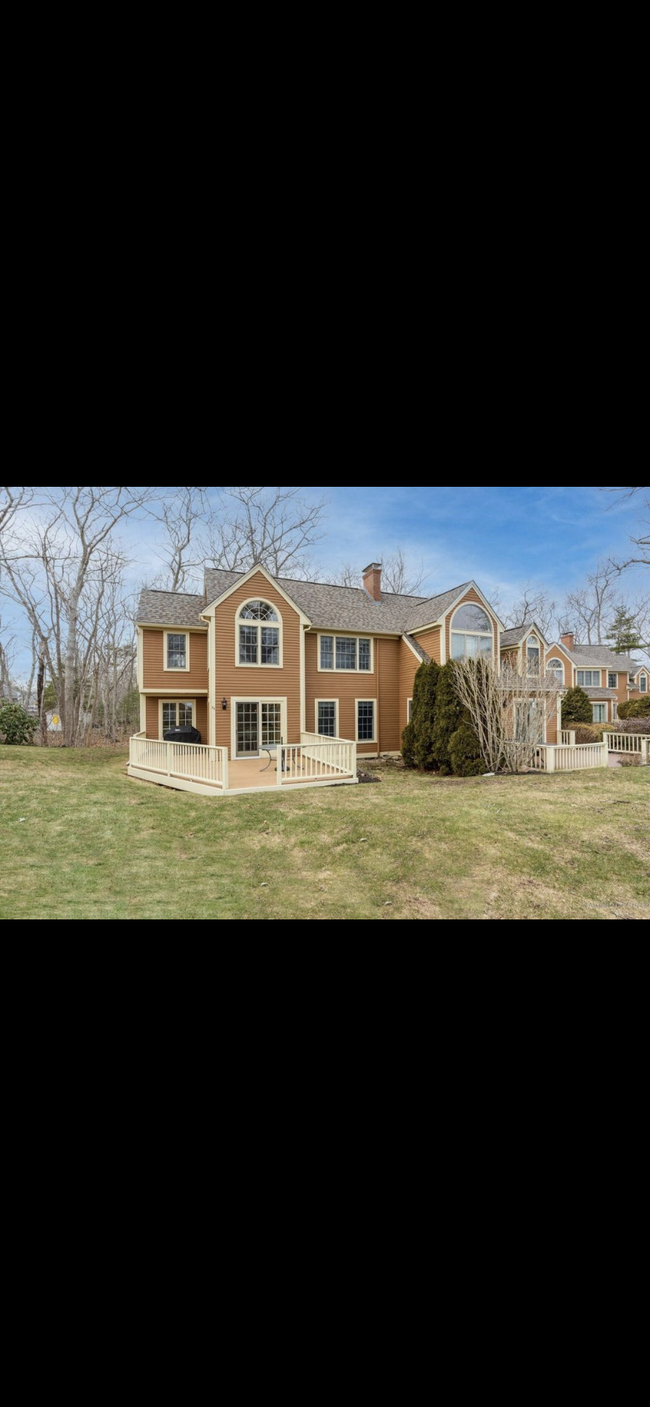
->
[500,625,642,737]
[133,563,503,791]
[132,562,646,795]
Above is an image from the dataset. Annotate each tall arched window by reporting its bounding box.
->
[527,635,541,671]
[548,658,564,680]
[238,600,282,667]
[451,603,493,660]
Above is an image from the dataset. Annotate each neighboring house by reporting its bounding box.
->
[135,564,504,763]
[541,633,641,728]
[628,665,649,701]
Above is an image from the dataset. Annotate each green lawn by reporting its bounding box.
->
[0,747,648,921]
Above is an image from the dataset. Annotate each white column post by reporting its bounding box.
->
[641,739,648,766]
[546,746,556,773]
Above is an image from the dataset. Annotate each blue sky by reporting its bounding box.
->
[3,486,648,678]
[299,485,648,609]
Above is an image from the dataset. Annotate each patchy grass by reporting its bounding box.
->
[0,748,648,921]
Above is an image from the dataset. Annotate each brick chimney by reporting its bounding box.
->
[363,562,382,602]
[561,632,575,652]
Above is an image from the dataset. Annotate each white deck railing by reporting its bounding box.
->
[130,734,229,789]
[279,732,357,784]
[560,730,576,746]
[531,742,608,772]
[606,733,649,762]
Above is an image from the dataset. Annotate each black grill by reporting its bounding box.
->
[163,727,202,745]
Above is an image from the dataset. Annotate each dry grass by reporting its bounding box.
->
[0,748,648,921]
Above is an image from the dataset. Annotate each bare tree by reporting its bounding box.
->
[503,587,563,640]
[601,487,649,568]
[453,657,560,775]
[208,487,326,578]
[334,548,429,596]
[564,561,622,644]
[147,487,212,592]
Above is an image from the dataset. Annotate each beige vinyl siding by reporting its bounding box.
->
[306,633,378,754]
[143,628,209,691]
[215,572,301,756]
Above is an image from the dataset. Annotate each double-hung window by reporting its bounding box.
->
[319,636,372,672]
[238,601,281,667]
[357,700,376,742]
[317,702,338,737]
[640,675,648,694]
[577,670,601,687]
[608,673,618,690]
[166,633,189,670]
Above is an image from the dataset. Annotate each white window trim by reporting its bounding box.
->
[164,630,191,673]
[592,704,607,723]
[159,698,197,737]
[612,702,618,721]
[608,673,619,690]
[450,605,494,661]
[317,632,374,674]
[577,670,602,687]
[231,697,288,758]
[356,698,377,744]
[407,698,413,722]
[547,658,565,680]
[640,674,648,693]
[315,699,340,738]
[235,599,283,669]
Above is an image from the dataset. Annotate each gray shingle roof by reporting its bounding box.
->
[137,590,208,629]
[404,583,474,633]
[560,644,639,672]
[408,636,430,662]
[501,625,528,647]
[138,567,494,640]
[501,621,548,648]
[584,687,619,700]
[204,568,432,634]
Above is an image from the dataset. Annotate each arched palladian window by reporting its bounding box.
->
[450,603,493,660]
[548,658,564,681]
[527,634,541,671]
[238,600,282,667]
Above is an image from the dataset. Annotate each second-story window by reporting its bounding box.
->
[450,604,494,660]
[527,635,541,672]
[166,633,188,670]
[319,636,373,671]
[577,670,601,687]
[238,600,281,666]
[608,672,618,689]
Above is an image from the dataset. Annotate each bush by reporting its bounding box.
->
[618,699,650,720]
[0,702,38,746]
[431,661,464,775]
[607,718,650,735]
[401,721,416,767]
[449,722,486,777]
[619,755,641,767]
[561,686,593,725]
[410,661,442,772]
[572,725,605,744]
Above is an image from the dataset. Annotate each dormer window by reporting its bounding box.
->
[641,675,648,694]
[238,600,282,667]
[527,635,541,672]
[548,659,564,680]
